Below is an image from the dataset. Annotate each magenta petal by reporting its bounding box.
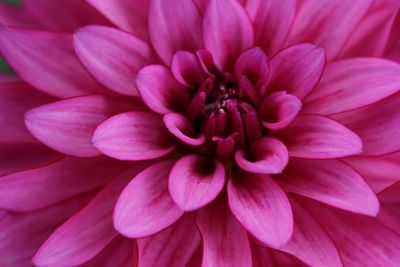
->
[279,115,363,159]
[246,0,296,56]
[171,51,206,88]
[303,58,400,115]
[266,43,326,99]
[0,79,55,144]
[87,0,150,41]
[114,160,183,238]
[0,26,105,98]
[377,182,400,235]
[169,155,225,211]
[203,0,253,71]
[235,137,288,174]
[259,91,302,130]
[163,113,205,146]
[73,26,157,96]
[277,158,380,216]
[234,47,269,88]
[286,0,373,60]
[333,92,400,156]
[278,199,343,267]
[197,198,253,266]
[93,112,175,161]
[136,65,189,115]
[24,95,130,157]
[137,215,200,267]
[149,0,203,65]
[32,167,144,267]
[228,171,293,248]
[0,156,127,212]
[305,200,400,267]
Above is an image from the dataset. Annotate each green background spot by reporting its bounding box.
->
[1,0,21,5]
[0,57,14,74]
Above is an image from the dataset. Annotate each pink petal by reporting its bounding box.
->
[266,44,326,99]
[0,26,106,98]
[114,160,183,238]
[0,156,127,211]
[93,112,175,161]
[278,199,343,267]
[228,171,293,247]
[279,115,363,159]
[73,26,157,96]
[234,47,269,88]
[252,244,305,267]
[304,199,400,267]
[137,215,200,267]
[82,236,136,267]
[136,65,189,115]
[148,0,203,65]
[259,91,302,130]
[333,92,400,156]
[0,194,92,267]
[169,154,225,211]
[340,0,400,58]
[163,113,205,146]
[344,152,400,193]
[25,95,131,157]
[303,58,400,115]
[235,137,289,174]
[203,0,253,71]
[0,79,55,144]
[171,51,206,88]
[0,0,110,32]
[286,0,373,60]
[277,158,379,216]
[0,144,59,177]
[246,0,296,56]
[32,166,145,267]
[196,197,253,267]
[377,182,400,236]
[87,0,150,41]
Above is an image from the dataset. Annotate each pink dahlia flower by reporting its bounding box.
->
[1,0,400,266]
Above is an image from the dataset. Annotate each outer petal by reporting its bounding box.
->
[0,26,106,98]
[114,160,183,238]
[333,92,400,156]
[137,215,200,267]
[136,65,189,114]
[340,0,400,58]
[149,0,203,65]
[278,199,343,267]
[0,156,127,211]
[73,26,157,96]
[93,112,175,161]
[304,199,400,267]
[265,44,326,99]
[169,155,225,211]
[87,0,150,41]
[203,0,253,71]
[82,236,136,267]
[277,158,379,216]
[235,137,289,174]
[196,197,253,267]
[246,0,296,56]
[344,152,400,193]
[278,115,363,159]
[377,182,400,235]
[32,166,145,267]
[286,0,373,60]
[0,144,59,177]
[303,58,400,115]
[228,171,293,248]
[0,79,55,144]
[0,0,110,32]
[0,194,92,267]
[24,95,131,157]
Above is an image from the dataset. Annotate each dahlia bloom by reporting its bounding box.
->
[1,0,400,266]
